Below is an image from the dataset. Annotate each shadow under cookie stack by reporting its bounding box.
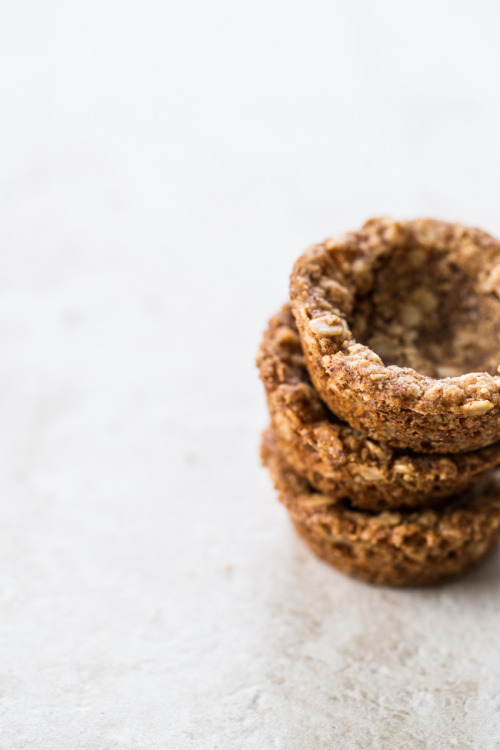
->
[257,218,500,586]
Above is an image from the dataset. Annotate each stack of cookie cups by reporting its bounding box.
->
[257,218,500,586]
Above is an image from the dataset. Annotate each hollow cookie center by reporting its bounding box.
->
[351,245,500,379]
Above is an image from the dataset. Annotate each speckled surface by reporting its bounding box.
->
[1,1,500,748]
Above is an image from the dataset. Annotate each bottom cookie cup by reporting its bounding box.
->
[261,430,500,586]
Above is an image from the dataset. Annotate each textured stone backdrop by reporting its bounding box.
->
[1,1,500,747]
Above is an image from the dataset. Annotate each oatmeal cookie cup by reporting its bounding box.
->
[261,430,500,587]
[257,305,500,511]
[290,217,500,452]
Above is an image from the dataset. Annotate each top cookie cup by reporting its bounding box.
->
[290,217,500,453]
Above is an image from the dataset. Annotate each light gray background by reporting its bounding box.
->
[1,1,500,748]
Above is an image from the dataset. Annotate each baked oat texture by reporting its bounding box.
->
[257,304,500,510]
[290,217,500,453]
[261,430,500,586]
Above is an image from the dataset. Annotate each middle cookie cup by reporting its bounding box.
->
[257,304,500,512]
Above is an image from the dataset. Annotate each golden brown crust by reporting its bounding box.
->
[289,217,500,452]
[261,429,500,586]
[257,304,500,510]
